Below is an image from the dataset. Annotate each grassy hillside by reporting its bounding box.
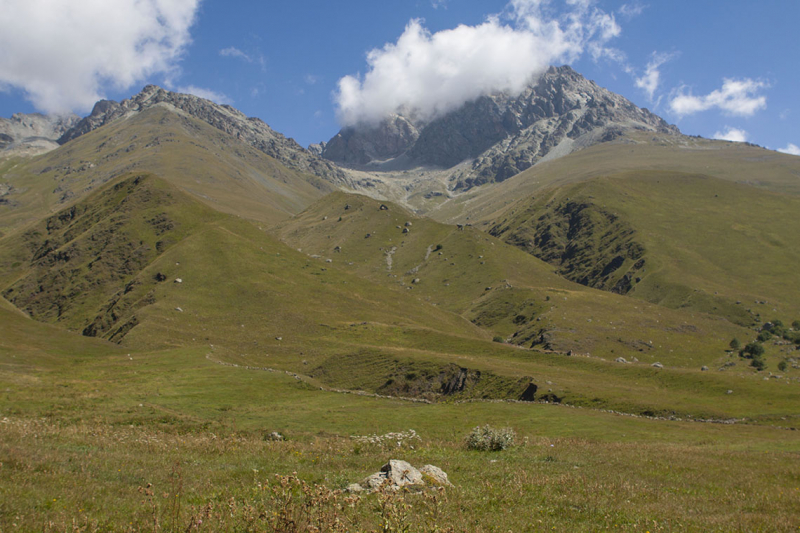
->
[488,172,800,326]
[429,132,800,224]
[0,105,333,235]
[274,191,788,378]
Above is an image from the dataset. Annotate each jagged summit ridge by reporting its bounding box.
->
[322,66,679,189]
[58,85,346,184]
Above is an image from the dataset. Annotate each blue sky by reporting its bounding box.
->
[1,0,798,155]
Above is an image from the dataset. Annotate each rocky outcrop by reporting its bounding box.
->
[323,113,422,167]
[323,66,679,189]
[58,86,348,185]
[349,460,451,493]
[0,112,80,157]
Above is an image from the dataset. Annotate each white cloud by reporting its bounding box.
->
[175,85,233,105]
[431,0,448,8]
[778,143,800,156]
[713,126,748,143]
[334,0,622,127]
[304,74,320,85]
[618,2,645,20]
[669,78,768,117]
[634,52,674,101]
[0,0,200,114]
[220,47,252,63]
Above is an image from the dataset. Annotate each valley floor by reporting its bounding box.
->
[2,344,799,532]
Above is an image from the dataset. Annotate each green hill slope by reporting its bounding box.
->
[273,191,784,378]
[488,172,800,326]
[0,105,333,235]
[429,132,800,224]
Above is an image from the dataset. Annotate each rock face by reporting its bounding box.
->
[323,65,679,190]
[58,86,347,185]
[0,112,80,157]
[323,113,422,167]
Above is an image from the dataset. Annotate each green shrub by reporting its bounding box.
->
[792,320,800,330]
[465,425,517,451]
[492,336,505,343]
[778,360,788,372]
[751,357,767,371]
[757,330,773,342]
[742,342,765,359]
[729,338,741,350]
[434,244,443,252]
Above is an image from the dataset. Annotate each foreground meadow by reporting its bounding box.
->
[2,342,798,532]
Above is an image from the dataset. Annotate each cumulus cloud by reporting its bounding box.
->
[334,0,621,127]
[634,52,673,102]
[220,47,252,63]
[713,126,748,143]
[0,0,200,114]
[778,143,800,156]
[669,78,768,117]
[174,85,232,105]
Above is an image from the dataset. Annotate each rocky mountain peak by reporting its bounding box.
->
[57,86,346,184]
[322,65,679,189]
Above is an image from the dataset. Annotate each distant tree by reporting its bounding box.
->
[729,338,741,350]
[492,336,504,343]
[792,320,800,330]
[742,342,765,359]
[757,330,773,342]
[751,357,767,371]
[434,244,443,252]
[778,360,788,372]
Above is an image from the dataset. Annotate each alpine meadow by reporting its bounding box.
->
[1,1,800,531]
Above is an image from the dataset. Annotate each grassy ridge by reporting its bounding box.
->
[0,106,332,234]
[489,172,800,326]
[274,191,784,377]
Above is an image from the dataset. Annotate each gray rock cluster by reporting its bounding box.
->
[0,112,80,157]
[347,459,452,493]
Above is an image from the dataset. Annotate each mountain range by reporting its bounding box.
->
[1,65,799,408]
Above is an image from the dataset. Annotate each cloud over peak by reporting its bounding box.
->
[669,78,768,118]
[335,0,621,127]
[0,0,200,114]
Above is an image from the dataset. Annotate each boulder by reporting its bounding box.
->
[615,357,628,363]
[420,465,452,486]
[382,459,423,487]
[354,460,450,493]
[652,362,663,369]
[360,472,389,491]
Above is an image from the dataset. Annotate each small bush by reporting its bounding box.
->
[492,336,505,343]
[729,338,741,350]
[741,342,765,359]
[778,360,788,372]
[757,330,773,342]
[792,320,800,330]
[751,357,767,371]
[465,424,517,451]
[434,244,443,251]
